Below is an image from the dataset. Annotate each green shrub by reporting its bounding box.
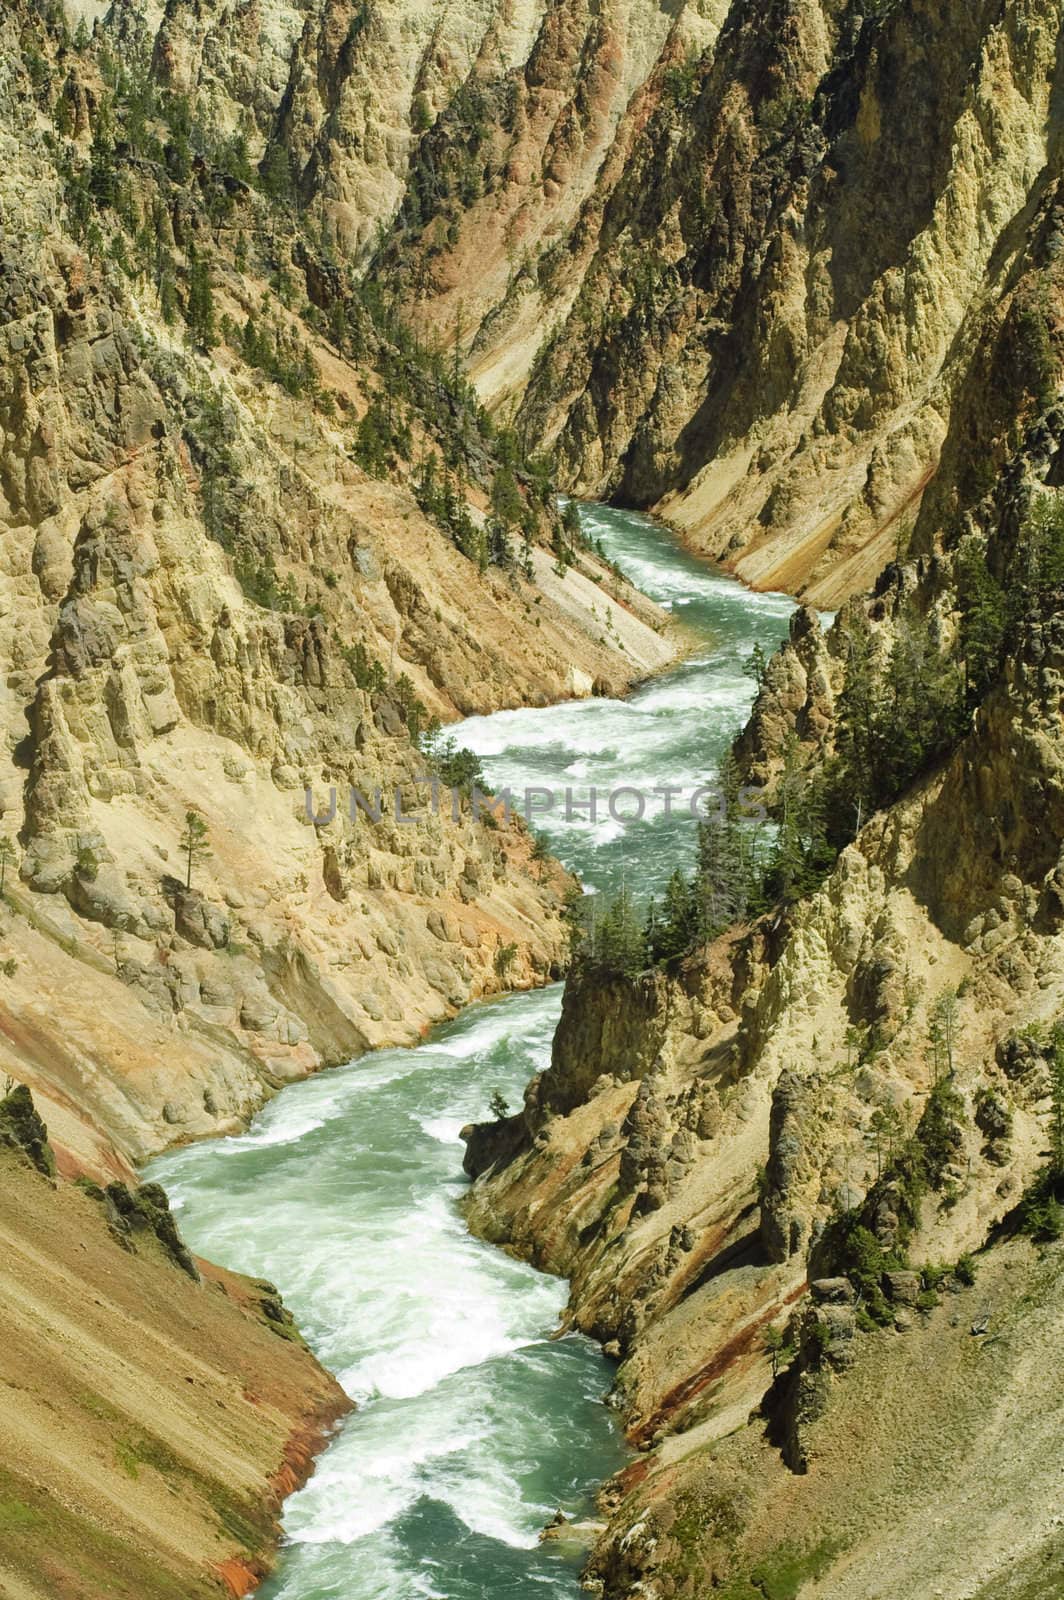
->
[954,1253,978,1285]
[1019,1171,1064,1242]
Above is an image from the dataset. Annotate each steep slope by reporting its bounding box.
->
[458,213,1064,1565]
[0,2,676,1173]
[90,1,1063,607]
[0,1088,348,1600]
[380,0,1063,605]
[3,3,1064,1597]
[462,439,1064,1594]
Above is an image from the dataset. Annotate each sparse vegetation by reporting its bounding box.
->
[1018,1022,1064,1242]
[178,809,211,892]
[75,844,100,882]
[763,1324,796,1379]
[494,942,518,978]
[489,1089,511,1119]
[814,1078,969,1326]
[419,727,487,796]
[0,1083,56,1177]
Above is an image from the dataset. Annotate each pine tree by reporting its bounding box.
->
[163,95,194,182]
[773,738,805,898]
[353,398,392,477]
[646,868,698,962]
[490,465,523,527]
[185,252,216,349]
[928,989,959,1081]
[225,133,254,183]
[833,610,877,825]
[1022,493,1064,592]
[487,517,513,568]
[179,809,211,891]
[744,640,768,690]
[562,499,582,551]
[695,751,754,934]
[260,141,295,203]
[956,537,1007,705]
[868,1103,904,1179]
[877,615,963,802]
[54,88,74,138]
[762,736,830,902]
[595,886,646,977]
[89,99,117,207]
[159,274,179,326]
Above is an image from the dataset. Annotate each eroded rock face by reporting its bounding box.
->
[537,965,675,1117]
[734,605,838,790]
[463,576,1064,1594]
[759,1069,817,1264]
[374,0,1064,606]
[0,1,679,1175]
[92,0,1063,610]
[0,1125,349,1600]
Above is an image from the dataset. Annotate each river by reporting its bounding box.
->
[146,504,794,1600]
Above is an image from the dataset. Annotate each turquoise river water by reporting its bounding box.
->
[147,505,794,1600]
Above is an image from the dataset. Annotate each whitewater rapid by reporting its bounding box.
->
[147,505,794,1600]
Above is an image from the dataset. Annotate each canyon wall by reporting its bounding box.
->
[0,1088,349,1600]
[381,0,1063,605]
[2,2,1064,1597]
[0,0,676,1176]
[464,564,1064,1595]
[88,1,1064,606]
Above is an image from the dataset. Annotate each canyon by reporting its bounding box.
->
[0,0,1062,1598]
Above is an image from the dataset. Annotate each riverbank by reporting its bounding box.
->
[459,537,1064,1596]
[0,501,686,1600]
[148,503,794,1600]
[0,1122,350,1600]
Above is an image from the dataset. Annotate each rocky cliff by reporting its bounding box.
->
[378,0,1063,606]
[463,562,1064,1595]
[461,302,1064,1592]
[73,0,1064,608]
[0,0,679,1176]
[0,15,677,1585]
[3,2,1064,1598]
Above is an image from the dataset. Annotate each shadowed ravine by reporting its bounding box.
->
[147,506,794,1600]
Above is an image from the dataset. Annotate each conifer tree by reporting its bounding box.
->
[744,640,768,690]
[179,809,211,891]
[186,252,216,349]
[833,610,877,827]
[260,141,295,203]
[956,537,1007,705]
[593,886,646,977]
[490,466,523,528]
[89,98,117,207]
[646,869,698,962]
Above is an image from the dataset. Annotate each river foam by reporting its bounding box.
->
[147,505,794,1600]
